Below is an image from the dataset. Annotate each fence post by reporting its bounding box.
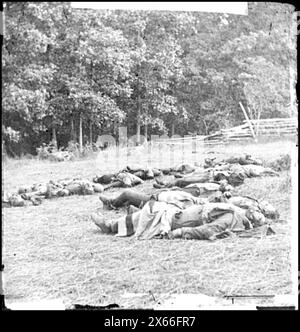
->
[239,102,256,141]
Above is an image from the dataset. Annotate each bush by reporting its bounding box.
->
[36,140,102,161]
[36,143,53,160]
[37,142,74,162]
[67,141,80,158]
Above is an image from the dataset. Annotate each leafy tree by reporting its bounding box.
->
[2,2,296,156]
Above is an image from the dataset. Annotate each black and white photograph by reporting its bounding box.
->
[1,2,298,312]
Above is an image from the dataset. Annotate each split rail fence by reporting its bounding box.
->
[154,117,298,147]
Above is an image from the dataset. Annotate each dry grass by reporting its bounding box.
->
[2,138,297,308]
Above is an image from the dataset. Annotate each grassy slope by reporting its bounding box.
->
[2,138,297,308]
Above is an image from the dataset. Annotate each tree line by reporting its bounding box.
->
[2,2,296,156]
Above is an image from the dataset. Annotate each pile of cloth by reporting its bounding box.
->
[2,178,104,208]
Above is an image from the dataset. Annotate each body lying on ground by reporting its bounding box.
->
[123,165,162,179]
[3,178,104,207]
[92,193,276,240]
[154,163,279,189]
[92,154,278,190]
[160,163,197,175]
[204,154,263,168]
[214,194,280,220]
[93,166,162,186]
[101,171,145,190]
[98,180,233,210]
[98,186,278,219]
[93,170,145,190]
[92,185,278,241]
[99,188,207,210]
[3,154,280,208]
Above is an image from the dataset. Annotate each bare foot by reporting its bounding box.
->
[91,212,110,233]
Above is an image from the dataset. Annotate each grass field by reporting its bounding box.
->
[2,138,298,309]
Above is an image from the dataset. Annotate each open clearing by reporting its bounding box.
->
[2,139,297,308]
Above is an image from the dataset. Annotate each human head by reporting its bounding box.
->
[258,200,280,220]
[195,197,208,205]
[145,168,154,179]
[219,180,234,193]
[219,179,228,191]
[245,207,266,227]
[183,186,200,197]
[223,191,232,199]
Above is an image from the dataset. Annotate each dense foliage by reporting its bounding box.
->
[2,2,296,155]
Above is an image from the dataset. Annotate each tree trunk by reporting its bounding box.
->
[136,28,142,146]
[202,119,208,135]
[89,121,93,144]
[144,104,148,141]
[144,122,148,141]
[2,139,7,160]
[173,83,177,137]
[113,121,118,137]
[171,123,175,136]
[79,113,83,153]
[71,116,76,142]
[137,88,141,145]
[52,127,58,150]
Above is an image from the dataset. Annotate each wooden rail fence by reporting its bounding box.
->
[154,117,298,146]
